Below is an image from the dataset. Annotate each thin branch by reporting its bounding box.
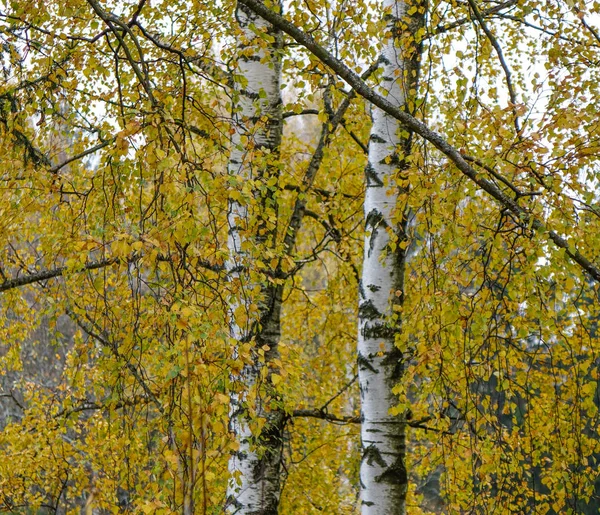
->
[461,153,521,196]
[467,0,520,133]
[282,108,319,119]
[87,0,155,103]
[55,395,150,418]
[0,390,25,410]
[340,119,368,154]
[283,183,359,200]
[292,408,359,424]
[48,140,111,174]
[128,0,147,26]
[320,372,358,412]
[291,408,446,432]
[0,250,227,295]
[281,58,380,256]
[303,209,341,242]
[69,310,165,414]
[133,20,232,87]
[572,6,600,46]
[495,13,594,47]
[431,0,517,37]
[0,257,118,293]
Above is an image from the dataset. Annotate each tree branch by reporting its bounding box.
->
[0,251,225,295]
[292,408,359,424]
[69,310,165,415]
[282,108,319,119]
[431,0,517,37]
[48,140,111,174]
[291,409,446,432]
[0,257,118,293]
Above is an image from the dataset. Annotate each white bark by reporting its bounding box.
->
[358,1,423,513]
[226,2,284,515]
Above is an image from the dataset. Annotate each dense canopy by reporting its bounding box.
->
[1,0,600,514]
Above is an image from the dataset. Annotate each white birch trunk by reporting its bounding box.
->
[358,1,423,513]
[226,2,284,514]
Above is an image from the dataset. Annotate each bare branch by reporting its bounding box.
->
[291,409,446,433]
[282,108,319,119]
[292,408,359,424]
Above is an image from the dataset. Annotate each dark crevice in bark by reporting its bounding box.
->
[365,209,387,230]
[383,347,405,382]
[364,444,388,468]
[376,464,408,485]
[370,133,387,144]
[361,323,398,340]
[358,299,382,321]
[358,352,379,374]
[365,162,384,187]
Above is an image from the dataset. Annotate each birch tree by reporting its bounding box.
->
[356,0,423,513]
[225,2,286,513]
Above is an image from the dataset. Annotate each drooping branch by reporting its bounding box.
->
[238,0,600,282]
[466,0,520,133]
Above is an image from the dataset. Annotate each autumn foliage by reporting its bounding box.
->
[1,1,600,514]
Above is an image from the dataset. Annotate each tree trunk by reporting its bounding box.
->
[226,2,285,514]
[357,1,424,513]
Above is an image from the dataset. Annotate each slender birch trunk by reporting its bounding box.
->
[358,1,424,513]
[226,2,285,514]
